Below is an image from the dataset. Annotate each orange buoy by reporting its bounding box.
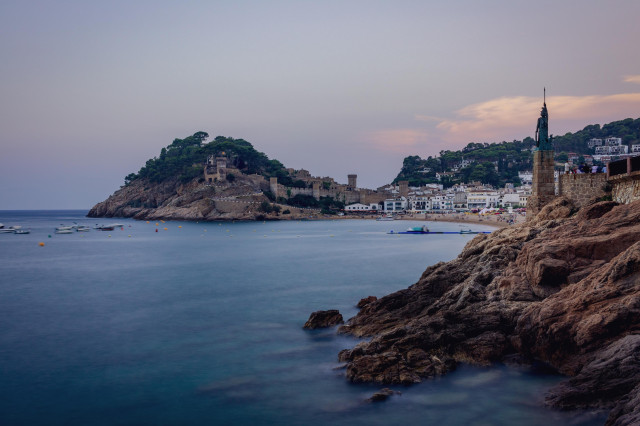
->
[164,227,168,231]
[38,242,45,247]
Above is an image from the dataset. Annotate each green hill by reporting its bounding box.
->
[394,117,640,188]
[124,132,291,185]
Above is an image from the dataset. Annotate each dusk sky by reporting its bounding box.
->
[1,0,639,209]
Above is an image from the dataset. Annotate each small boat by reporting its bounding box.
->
[14,229,30,234]
[376,215,395,221]
[95,225,115,231]
[55,229,73,234]
[56,225,74,231]
[75,226,91,232]
[0,226,22,233]
[406,225,430,234]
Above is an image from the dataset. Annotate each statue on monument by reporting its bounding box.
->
[535,88,553,150]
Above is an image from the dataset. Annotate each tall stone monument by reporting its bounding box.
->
[528,89,556,218]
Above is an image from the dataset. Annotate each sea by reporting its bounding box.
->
[0,210,607,426]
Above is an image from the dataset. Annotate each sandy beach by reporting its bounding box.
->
[338,211,527,229]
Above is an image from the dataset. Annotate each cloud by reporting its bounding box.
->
[434,93,640,143]
[364,129,430,153]
[624,75,640,84]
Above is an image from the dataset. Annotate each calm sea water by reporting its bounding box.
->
[0,211,606,425]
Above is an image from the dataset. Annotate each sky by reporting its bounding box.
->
[1,0,639,209]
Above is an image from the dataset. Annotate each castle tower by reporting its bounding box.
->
[347,174,357,189]
[399,180,409,198]
[269,177,278,199]
[528,89,556,218]
[312,181,321,200]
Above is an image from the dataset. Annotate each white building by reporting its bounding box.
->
[632,144,640,154]
[383,198,407,212]
[610,145,629,155]
[588,138,603,148]
[467,192,499,210]
[409,197,431,212]
[518,171,533,186]
[500,193,521,207]
[344,203,379,212]
[605,137,622,146]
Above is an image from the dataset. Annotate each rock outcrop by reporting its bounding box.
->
[88,175,312,221]
[337,197,640,425]
[303,310,344,329]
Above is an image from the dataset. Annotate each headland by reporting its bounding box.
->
[335,197,640,425]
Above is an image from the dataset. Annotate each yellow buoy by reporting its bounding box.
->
[146,221,150,224]
[178,225,182,228]
[108,235,112,237]
[128,235,132,237]
[38,242,45,247]
[164,227,168,231]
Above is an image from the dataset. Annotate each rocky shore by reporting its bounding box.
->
[336,197,640,425]
[88,175,317,221]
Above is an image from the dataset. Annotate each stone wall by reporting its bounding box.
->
[559,174,608,208]
[611,172,640,204]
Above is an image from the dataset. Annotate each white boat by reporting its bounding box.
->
[76,226,91,232]
[55,229,73,234]
[0,226,22,233]
[56,225,74,231]
[14,229,30,234]
[376,215,394,221]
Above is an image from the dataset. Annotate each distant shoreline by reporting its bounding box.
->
[335,212,525,229]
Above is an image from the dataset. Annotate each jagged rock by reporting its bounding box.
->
[367,387,401,402]
[337,198,640,424]
[357,296,377,309]
[303,310,344,329]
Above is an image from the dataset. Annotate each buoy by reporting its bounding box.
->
[48,235,51,238]
[155,223,159,226]
[164,227,168,231]
[155,229,158,232]
[178,225,182,228]
[146,221,150,224]
[108,235,112,237]
[38,242,45,247]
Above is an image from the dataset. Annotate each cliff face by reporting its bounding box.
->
[338,197,640,425]
[89,175,296,221]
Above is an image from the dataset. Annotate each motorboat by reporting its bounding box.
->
[376,215,394,221]
[406,225,430,234]
[14,229,30,234]
[0,226,22,233]
[76,226,91,232]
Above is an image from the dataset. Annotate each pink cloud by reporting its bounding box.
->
[624,75,640,84]
[433,93,640,143]
[364,128,430,153]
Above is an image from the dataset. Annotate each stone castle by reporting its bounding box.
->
[203,153,402,205]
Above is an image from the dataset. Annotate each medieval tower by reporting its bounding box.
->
[528,90,556,217]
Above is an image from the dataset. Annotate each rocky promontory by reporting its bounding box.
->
[88,175,311,221]
[337,197,640,425]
